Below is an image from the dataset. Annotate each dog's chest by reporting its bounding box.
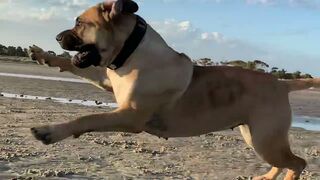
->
[107,69,139,104]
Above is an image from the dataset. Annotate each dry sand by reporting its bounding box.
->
[0,61,319,179]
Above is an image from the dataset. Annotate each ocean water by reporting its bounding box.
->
[0,92,118,108]
[292,116,320,131]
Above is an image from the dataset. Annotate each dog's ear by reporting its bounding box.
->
[122,0,139,14]
[101,0,139,20]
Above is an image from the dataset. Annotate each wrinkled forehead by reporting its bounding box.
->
[78,5,105,24]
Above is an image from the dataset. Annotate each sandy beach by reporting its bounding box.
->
[0,60,319,179]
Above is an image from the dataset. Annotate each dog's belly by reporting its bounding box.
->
[144,108,245,138]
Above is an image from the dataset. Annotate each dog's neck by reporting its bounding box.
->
[107,15,147,70]
[105,14,193,82]
[99,14,143,69]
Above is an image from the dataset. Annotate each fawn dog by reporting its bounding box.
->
[29,0,319,179]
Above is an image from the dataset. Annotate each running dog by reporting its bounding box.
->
[29,0,320,179]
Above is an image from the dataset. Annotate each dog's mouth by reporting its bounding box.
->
[56,30,102,69]
[71,44,102,69]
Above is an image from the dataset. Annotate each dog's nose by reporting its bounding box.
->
[56,30,83,51]
[56,33,63,42]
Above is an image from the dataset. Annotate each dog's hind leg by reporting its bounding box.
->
[239,124,253,148]
[240,124,283,180]
[253,167,283,180]
[250,109,306,180]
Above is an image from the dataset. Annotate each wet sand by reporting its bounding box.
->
[0,61,319,179]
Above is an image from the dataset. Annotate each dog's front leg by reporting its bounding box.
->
[31,109,148,145]
[29,45,112,91]
[29,45,73,72]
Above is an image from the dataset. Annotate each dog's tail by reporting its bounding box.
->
[281,78,320,92]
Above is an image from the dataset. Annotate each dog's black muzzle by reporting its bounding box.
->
[56,30,102,68]
[56,30,83,51]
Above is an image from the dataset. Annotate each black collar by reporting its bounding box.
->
[108,15,147,70]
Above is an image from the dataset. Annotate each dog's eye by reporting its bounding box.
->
[75,17,84,27]
[76,21,82,27]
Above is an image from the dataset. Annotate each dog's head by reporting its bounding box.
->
[56,0,139,68]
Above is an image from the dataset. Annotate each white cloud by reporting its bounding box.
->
[0,0,319,23]
[245,0,320,9]
[201,32,225,43]
[0,0,92,22]
[55,0,90,9]
[288,0,320,9]
[157,0,320,9]
[149,19,267,61]
[178,21,192,31]
[149,18,320,76]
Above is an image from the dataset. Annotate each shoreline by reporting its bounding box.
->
[0,56,35,64]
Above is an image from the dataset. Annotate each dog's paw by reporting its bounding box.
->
[252,176,271,180]
[31,124,70,145]
[28,45,46,65]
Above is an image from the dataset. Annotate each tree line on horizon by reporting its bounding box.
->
[0,44,313,80]
[194,58,313,80]
[0,44,72,58]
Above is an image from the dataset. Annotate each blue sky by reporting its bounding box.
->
[0,0,319,75]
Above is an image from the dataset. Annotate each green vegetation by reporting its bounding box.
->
[220,60,269,73]
[194,58,313,79]
[0,44,71,58]
[0,44,29,57]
